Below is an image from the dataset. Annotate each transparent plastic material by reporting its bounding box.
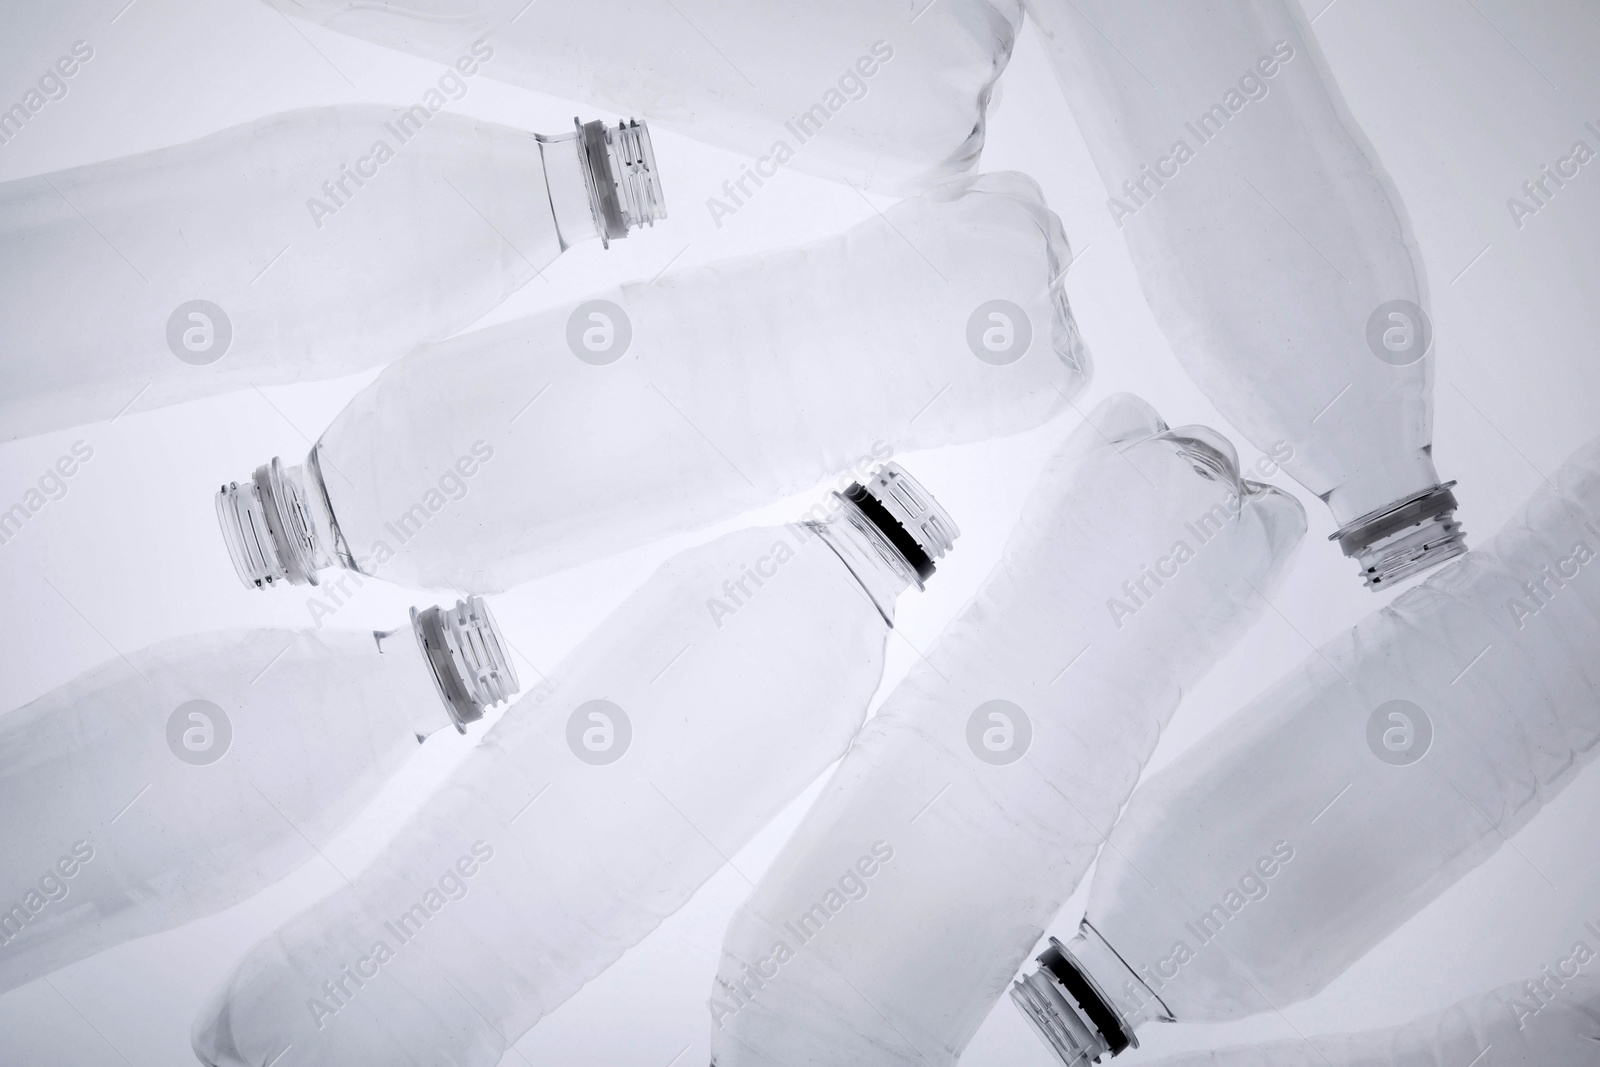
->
[1148,976,1600,1066]
[271,0,1021,193]
[191,467,955,1067]
[0,601,513,993]
[220,171,1087,593]
[1018,436,1600,1050]
[1027,0,1461,587]
[709,394,1306,1067]
[0,106,662,440]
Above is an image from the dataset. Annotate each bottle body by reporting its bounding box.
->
[0,104,659,440]
[227,171,1085,592]
[1060,437,1600,1028]
[1026,0,1460,586]
[1147,975,1600,1066]
[273,0,1019,193]
[709,394,1305,1067]
[0,624,463,993]
[192,489,947,1066]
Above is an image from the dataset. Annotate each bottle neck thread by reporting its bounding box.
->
[1329,481,1467,590]
[1011,924,1167,1065]
[809,462,959,622]
[409,596,519,734]
[215,453,347,589]
[575,117,666,247]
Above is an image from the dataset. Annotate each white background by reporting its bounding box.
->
[1,0,1598,1063]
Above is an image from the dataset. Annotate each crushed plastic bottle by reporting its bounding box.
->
[1147,975,1600,1066]
[192,463,957,1066]
[1027,0,1462,587]
[0,598,513,993]
[0,106,662,440]
[708,393,1305,1067]
[270,0,1021,193]
[1013,436,1600,1061]
[217,171,1086,593]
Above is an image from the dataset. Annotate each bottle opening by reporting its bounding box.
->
[410,596,520,733]
[577,117,667,246]
[839,462,959,587]
[1329,482,1467,590]
[215,458,319,589]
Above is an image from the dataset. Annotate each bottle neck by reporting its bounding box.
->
[394,596,520,737]
[215,450,351,589]
[806,463,959,625]
[809,503,915,624]
[1011,923,1171,1064]
[538,117,666,250]
[1327,478,1467,590]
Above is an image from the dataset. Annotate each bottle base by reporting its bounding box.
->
[1329,482,1467,590]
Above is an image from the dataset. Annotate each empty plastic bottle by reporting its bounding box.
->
[1027,0,1463,587]
[269,0,1020,194]
[708,393,1305,1067]
[192,462,957,1066]
[1012,436,1600,1063]
[0,103,663,440]
[0,598,514,993]
[1146,975,1600,1066]
[216,171,1086,594]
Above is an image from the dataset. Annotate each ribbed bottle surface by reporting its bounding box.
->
[316,172,1086,591]
[1,106,569,439]
[193,523,901,1066]
[709,395,1306,1066]
[0,628,442,993]
[1085,439,1600,1021]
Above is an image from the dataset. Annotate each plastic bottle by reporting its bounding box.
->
[708,394,1305,1067]
[1026,0,1462,588]
[216,171,1086,594]
[0,104,663,440]
[0,598,514,993]
[1147,975,1600,1066]
[1012,436,1600,1062]
[269,0,1020,194]
[191,462,957,1066]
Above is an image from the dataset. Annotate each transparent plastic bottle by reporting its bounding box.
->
[217,171,1086,594]
[191,463,958,1067]
[0,598,514,993]
[270,0,1020,194]
[708,394,1306,1067]
[0,105,663,440]
[1027,0,1462,588]
[1012,436,1600,1062]
[1147,975,1600,1066]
